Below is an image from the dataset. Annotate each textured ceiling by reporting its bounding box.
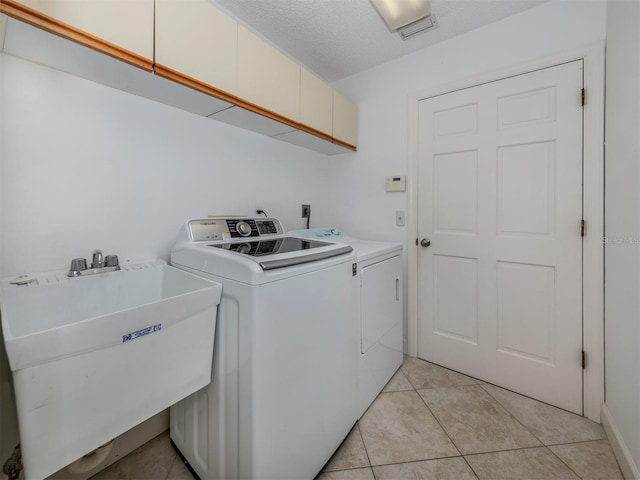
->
[211,0,549,82]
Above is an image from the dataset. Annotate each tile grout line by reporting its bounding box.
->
[478,383,609,446]
[354,422,377,479]
[362,453,477,469]
[406,365,482,479]
[544,437,607,448]
[364,367,469,474]
[164,453,179,480]
[408,362,564,477]
[328,359,618,479]
[460,455,482,480]
[412,377,466,459]
[477,382,551,447]
[541,445,587,480]
[399,365,419,391]
[475,381,615,479]
[462,443,573,458]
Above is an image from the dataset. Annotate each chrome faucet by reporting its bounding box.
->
[91,249,104,269]
[68,249,120,277]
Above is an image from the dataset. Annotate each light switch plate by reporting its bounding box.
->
[396,210,405,226]
[385,175,406,192]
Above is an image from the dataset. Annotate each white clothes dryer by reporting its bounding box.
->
[290,228,403,416]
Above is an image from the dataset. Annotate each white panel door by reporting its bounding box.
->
[417,61,584,413]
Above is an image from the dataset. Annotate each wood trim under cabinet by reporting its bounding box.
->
[0,1,357,154]
[156,63,355,151]
[157,63,297,132]
[156,63,298,131]
[298,124,333,144]
[0,0,152,71]
[232,95,302,133]
[154,63,237,105]
[332,138,357,152]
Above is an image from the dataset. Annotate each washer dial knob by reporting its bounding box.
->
[237,243,251,254]
[236,221,252,236]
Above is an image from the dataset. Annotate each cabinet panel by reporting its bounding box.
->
[211,106,296,137]
[300,68,332,136]
[237,25,300,122]
[15,0,153,59]
[0,13,6,49]
[333,90,358,147]
[155,0,237,96]
[274,130,352,155]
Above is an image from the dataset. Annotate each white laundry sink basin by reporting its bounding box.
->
[0,262,221,480]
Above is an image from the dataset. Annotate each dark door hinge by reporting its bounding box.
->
[581,219,585,237]
[581,350,586,369]
[581,88,586,107]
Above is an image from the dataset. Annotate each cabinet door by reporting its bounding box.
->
[15,0,153,59]
[333,90,358,147]
[237,25,300,122]
[300,68,332,136]
[155,0,237,96]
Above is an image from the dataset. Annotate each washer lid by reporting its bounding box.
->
[210,237,333,256]
[208,237,353,270]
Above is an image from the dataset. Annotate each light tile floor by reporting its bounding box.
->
[91,357,623,480]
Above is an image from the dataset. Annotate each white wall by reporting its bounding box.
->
[331,0,606,343]
[0,47,20,466]
[604,0,640,471]
[0,54,348,277]
[0,0,614,467]
[0,51,352,465]
[331,0,606,244]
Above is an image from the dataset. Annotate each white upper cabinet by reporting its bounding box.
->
[15,0,153,60]
[300,68,332,137]
[155,0,237,96]
[237,25,300,122]
[3,0,357,153]
[333,90,358,147]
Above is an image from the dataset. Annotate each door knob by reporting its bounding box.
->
[420,238,431,248]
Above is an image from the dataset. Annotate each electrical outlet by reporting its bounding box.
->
[301,204,311,218]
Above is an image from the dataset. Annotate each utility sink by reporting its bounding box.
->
[0,261,221,480]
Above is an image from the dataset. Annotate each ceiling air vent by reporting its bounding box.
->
[398,15,438,41]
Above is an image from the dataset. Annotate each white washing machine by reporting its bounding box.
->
[169,218,359,480]
[290,228,403,416]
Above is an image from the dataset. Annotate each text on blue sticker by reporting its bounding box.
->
[122,323,162,343]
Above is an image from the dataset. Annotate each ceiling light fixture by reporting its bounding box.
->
[370,0,431,31]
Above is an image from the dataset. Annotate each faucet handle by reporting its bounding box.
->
[105,255,120,269]
[68,258,88,277]
[91,250,104,269]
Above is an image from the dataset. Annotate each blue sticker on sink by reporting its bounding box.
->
[122,323,162,343]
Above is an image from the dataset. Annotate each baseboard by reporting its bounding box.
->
[601,403,640,479]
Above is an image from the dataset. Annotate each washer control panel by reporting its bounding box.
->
[188,218,283,242]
